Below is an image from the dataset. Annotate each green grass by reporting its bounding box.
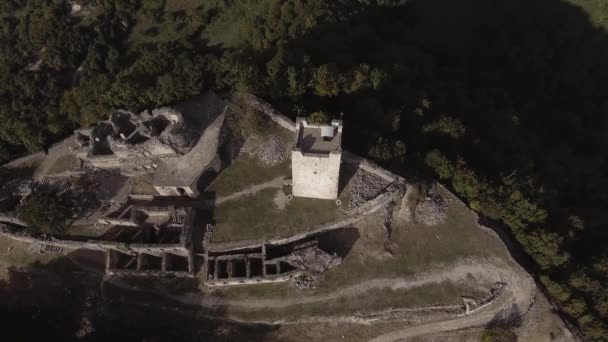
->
[212,188,340,242]
[205,156,290,197]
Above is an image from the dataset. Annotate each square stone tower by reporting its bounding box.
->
[291,118,343,200]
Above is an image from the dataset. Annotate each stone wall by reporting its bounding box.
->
[153,185,196,197]
[291,151,341,200]
[342,151,400,183]
[271,182,405,246]
[0,225,117,251]
[87,155,123,169]
[0,224,191,257]
[206,271,303,287]
[241,94,297,132]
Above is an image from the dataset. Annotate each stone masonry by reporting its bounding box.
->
[291,118,343,200]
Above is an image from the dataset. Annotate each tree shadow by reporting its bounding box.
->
[337,161,359,198]
[479,303,522,342]
[0,248,279,341]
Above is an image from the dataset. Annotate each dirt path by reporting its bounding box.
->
[367,257,539,342]
[214,176,285,206]
[368,309,516,342]
[109,257,532,314]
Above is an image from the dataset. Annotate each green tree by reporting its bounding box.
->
[17,187,75,235]
[481,325,517,342]
[287,66,307,97]
[307,111,332,124]
[343,64,370,93]
[423,116,466,139]
[424,150,454,180]
[311,64,341,96]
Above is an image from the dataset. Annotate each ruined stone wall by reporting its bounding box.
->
[241,94,297,132]
[291,151,341,200]
[87,155,122,169]
[271,182,404,246]
[341,151,401,183]
[0,225,118,251]
[129,138,177,158]
[0,224,191,258]
[206,271,303,287]
[153,185,196,197]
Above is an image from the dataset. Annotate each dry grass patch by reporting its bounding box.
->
[318,191,508,291]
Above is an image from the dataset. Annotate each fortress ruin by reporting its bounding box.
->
[73,91,227,198]
[0,92,406,289]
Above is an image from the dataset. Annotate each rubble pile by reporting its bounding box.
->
[256,135,288,166]
[413,190,448,226]
[287,246,341,276]
[149,108,200,153]
[294,274,316,289]
[348,169,390,209]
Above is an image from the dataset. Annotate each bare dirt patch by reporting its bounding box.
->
[273,189,290,210]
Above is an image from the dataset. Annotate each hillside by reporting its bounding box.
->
[1,0,608,340]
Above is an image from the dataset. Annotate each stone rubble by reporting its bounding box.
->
[256,135,288,166]
[294,274,316,289]
[348,168,391,209]
[287,247,341,276]
[413,189,448,226]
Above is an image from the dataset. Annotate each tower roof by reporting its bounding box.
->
[294,118,342,154]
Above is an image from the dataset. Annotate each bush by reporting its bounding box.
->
[17,186,74,235]
[307,111,332,124]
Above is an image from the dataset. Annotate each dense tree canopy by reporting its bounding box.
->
[17,185,75,235]
[2,0,608,339]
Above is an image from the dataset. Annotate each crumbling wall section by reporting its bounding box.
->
[342,151,400,183]
[0,224,123,251]
[240,94,297,132]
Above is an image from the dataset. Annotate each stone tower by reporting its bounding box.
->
[291,118,343,200]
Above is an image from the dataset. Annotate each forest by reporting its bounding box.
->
[1,0,608,339]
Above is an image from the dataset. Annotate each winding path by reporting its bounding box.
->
[103,248,549,342]
[166,258,524,310]
[107,256,536,333]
